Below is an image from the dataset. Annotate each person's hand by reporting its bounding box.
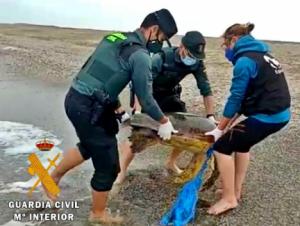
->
[158,119,178,140]
[131,109,141,115]
[205,127,223,142]
[207,114,219,125]
[116,111,130,123]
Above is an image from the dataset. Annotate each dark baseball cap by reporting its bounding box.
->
[182,31,206,59]
[154,9,178,39]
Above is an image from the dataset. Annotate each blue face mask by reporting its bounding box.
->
[225,47,235,62]
[181,55,197,66]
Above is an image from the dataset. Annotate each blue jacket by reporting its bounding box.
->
[223,35,290,123]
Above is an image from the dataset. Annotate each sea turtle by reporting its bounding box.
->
[120,112,218,190]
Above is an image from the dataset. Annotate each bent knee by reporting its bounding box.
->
[90,168,120,191]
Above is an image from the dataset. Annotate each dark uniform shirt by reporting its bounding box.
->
[72,30,164,121]
[151,47,212,97]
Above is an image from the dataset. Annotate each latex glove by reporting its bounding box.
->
[158,120,178,140]
[207,115,219,125]
[116,111,130,123]
[131,109,141,115]
[205,127,223,142]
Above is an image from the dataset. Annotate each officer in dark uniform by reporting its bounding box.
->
[42,9,178,223]
[118,31,217,177]
[151,31,216,120]
[132,31,216,120]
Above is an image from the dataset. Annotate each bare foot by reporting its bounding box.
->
[89,209,123,224]
[165,162,183,175]
[235,189,242,201]
[215,189,242,202]
[207,198,238,215]
[114,172,126,185]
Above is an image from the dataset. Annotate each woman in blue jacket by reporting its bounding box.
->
[205,23,291,215]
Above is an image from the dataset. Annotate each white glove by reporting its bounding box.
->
[120,112,130,122]
[205,127,223,142]
[207,115,219,125]
[116,111,130,123]
[158,120,178,140]
[132,110,141,115]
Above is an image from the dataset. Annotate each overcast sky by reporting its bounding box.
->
[0,0,299,42]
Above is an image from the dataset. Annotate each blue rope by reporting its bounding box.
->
[160,147,214,226]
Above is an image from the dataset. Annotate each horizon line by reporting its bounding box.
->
[1,22,299,45]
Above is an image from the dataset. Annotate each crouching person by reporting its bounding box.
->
[116,31,217,182]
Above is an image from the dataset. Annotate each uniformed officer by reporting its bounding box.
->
[151,31,217,173]
[116,31,216,181]
[42,9,178,223]
[151,31,215,118]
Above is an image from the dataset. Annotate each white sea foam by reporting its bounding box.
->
[0,121,63,194]
[0,220,35,226]
[0,121,61,155]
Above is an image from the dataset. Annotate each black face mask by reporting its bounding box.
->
[146,31,163,53]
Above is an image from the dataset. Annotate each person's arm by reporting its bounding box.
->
[203,96,214,116]
[222,57,257,121]
[129,50,166,122]
[129,50,177,140]
[193,61,215,117]
[131,52,164,114]
[131,95,141,113]
[217,117,232,130]
[206,57,256,141]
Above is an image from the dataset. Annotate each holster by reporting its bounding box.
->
[90,101,104,126]
[90,89,119,135]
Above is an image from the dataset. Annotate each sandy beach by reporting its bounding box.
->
[0,24,299,226]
